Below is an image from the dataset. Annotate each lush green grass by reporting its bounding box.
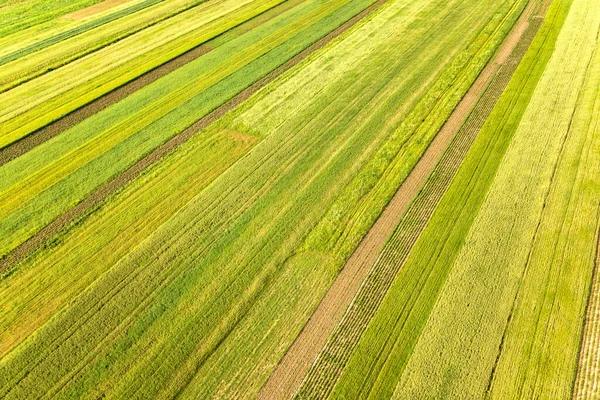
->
[0,0,377,259]
[0,0,209,92]
[0,0,103,38]
[0,0,518,397]
[0,0,283,147]
[0,0,164,66]
[327,0,600,398]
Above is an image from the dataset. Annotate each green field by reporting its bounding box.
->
[306,0,600,398]
[1,0,598,398]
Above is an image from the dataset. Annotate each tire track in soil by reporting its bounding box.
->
[0,0,390,272]
[260,1,550,398]
[0,0,302,165]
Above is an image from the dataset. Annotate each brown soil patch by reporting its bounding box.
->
[63,0,133,20]
[222,129,258,145]
[259,0,551,398]
[0,0,394,272]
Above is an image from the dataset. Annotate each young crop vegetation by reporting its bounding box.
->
[1,0,597,398]
[0,0,381,260]
[0,0,532,397]
[303,0,600,398]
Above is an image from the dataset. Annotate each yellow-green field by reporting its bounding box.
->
[0,0,598,398]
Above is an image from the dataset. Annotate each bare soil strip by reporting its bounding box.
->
[259,1,550,398]
[573,226,600,399]
[0,0,297,165]
[0,0,391,273]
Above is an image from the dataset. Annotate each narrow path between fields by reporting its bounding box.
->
[0,0,390,272]
[257,0,548,398]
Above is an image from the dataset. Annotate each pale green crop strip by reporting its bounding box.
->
[0,0,207,92]
[0,0,165,66]
[0,0,378,348]
[295,0,533,397]
[0,0,367,259]
[0,0,511,397]
[324,2,597,398]
[393,0,600,397]
[327,0,575,398]
[0,0,102,38]
[0,0,278,147]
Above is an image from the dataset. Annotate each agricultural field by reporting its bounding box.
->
[0,0,598,399]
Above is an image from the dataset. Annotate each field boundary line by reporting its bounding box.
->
[262,0,551,398]
[0,0,391,273]
[0,0,294,165]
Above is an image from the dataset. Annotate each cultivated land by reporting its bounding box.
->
[0,0,598,399]
[296,0,600,398]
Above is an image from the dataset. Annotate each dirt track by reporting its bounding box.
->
[0,0,390,272]
[258,0,550,398]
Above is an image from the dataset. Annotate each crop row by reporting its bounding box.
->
[0,0,99,38]
[0,0,379,260]
[299,0,600,398]
[395,0,600,396]
[574,233,600,399]
[0,0,285,147]
[0,0,517,397]
[294,0,544,397]
[0,0,211,91]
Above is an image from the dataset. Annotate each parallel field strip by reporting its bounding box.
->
[0,0,519,398]
[394,0,600,395]
[0,0,206,93]
[258,0,543,396]
[305,0,600,398]
[0,0,380,266]
[574,232,600,399]
[294,0,551,397]
[0,0,283,148]
[0,0,305,165]
[0,0,165,67]
[0,0,103,38]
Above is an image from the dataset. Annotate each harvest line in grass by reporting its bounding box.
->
[0,0,389,273]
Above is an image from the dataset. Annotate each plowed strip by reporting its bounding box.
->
[0,0,390,272]
[259,1,549,398]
